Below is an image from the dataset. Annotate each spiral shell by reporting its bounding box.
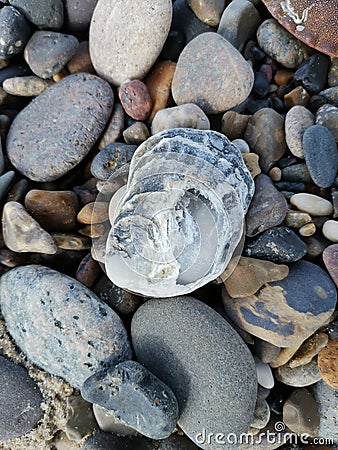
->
[104,128,255,297]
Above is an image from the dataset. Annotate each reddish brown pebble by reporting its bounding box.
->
[67,41,95,74]
[145,60,177,123]
[317,340,338,388]
[323,244,338,287]
[118,80,153,121]
[25,190,80,232]
[76,253,102,288]
[269,167,282,182]
[284,86,310,108]
[274,70,294,86]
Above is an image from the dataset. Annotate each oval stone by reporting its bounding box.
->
[172,32,254,114]
[6,73,113,182]
[131,296,257,449]
[89,0,172,86]
[303,125,338,188]
[223,261,337,348]
[285,105,314,159]
[0,265,132,389]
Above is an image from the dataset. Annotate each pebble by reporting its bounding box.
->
[77,202,108,225]
[25,189,79,232]
[242,153,261,178]
[118,80,153,121]
[255,357,274,389]
[3,76,53,96]
[305,235,331,259]
[251,398,270,429]
[316,104,338,142]
[0,356,43,441]
[320,87,338,107]
[93,404,137,435]
[310,380,338,445]
[223,260,337,348]
[284,86,310,108]
[0,61,31,85]
[123,122,150,145]
[283,388,320,436]
[145,61,177,123]
[217,0,260,52]
[299,222,316,237]
[0,265,132,389]
[285,105,314,158]
[0,6,31,59]
[24,31,79,79]
[253,70,270,97]
[172,0,215,43]
[223,256,289,298]
[67,41,94,74]
[91,143,137,181]
[281,163,313,183]
[131,297,257,447]
[51,233,91,251]
[275,359,322,387]
[8,0,64,29]
[274,69,294,86]
[328,57,338,87]
[285,210,312,228]
[188,0,225,26]
[151,103,210,135]
[270,346,301,369]
[318,340,338,388]
[233,139,251,154]
[160,30,186,61]
[289,333,329,369]
[2,201,57,254]
[294,53,330,94]
[65,393,98,440]
[254,338,281,364]
[82,360,179,439]
[290,193,333,216]
[323,244,338,287]
[79,223,107,239]
[256,19,313,69]
[76,253,102,288]
[63,0,98,32]
[98,103,124,149]
[303,125,338,188]
[82,432,155,450]
[172,32,254,114]
[322,220,338,242]
[7,73,113,182]
[244,108,286,173]
[0,171,15,201]
[89,0,172,86]
[221,111,251,140]
[245,174,288,237]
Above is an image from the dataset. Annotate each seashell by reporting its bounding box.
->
[99,128,254,297]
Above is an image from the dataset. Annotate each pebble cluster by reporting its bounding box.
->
[0,0,337,449]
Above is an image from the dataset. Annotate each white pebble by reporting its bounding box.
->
[254,356,275,389]
[322,220,338,242]
[299,223,316,237]
[290,193,333,216]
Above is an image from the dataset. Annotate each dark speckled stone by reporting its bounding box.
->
[91,143,137,181]
[8,0,64,30]
[0,265,132,389]
[82,432,155,450]
[223,261,337,347]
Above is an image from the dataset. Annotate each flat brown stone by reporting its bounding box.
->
[318,340,338,388]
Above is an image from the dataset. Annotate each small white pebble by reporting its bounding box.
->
[299,222,316,237]
[254,357,274,389]
[322,220,338,242]
[290,193,333,216]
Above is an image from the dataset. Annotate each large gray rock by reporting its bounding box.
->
[6,73,113,182]
[0,265,132,389]
[311,380,338,445]
[89,0,172,86]
[131,296,257,450]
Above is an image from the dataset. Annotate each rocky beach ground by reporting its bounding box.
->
[0,0,337,449]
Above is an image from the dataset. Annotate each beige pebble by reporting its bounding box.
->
[269,167,282,182]
[242,153,261,178]
[51,233,91,251]
[285,210,312,228]
[3,76,54,96]
[322,220,338,242]
[221,111,251,140]
[77,202,109,225]
[299,222,316,237]
[53,69,69,82]
[78,223,108,239]
[288,333,329,369]
[290,193,333,216]
[270,345,301,368]
[317,340,338,388]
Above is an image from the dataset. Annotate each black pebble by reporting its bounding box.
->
[0,6,31,59]
[294,53,329,94]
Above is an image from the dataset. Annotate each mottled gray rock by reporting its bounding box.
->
[6,73,113,182]
[0,356,43,441]
[285,106,314,159]
[217,0,260,52]
[257,19,313,69]
[123,122,150,145]
[0,170,15,201]
[316,104,338,142]
[283,388,319,436]
[3,76,53,96]
[0,6,31,59]
[89,0,172,86]
[90,143,137,181]
[245,175,288,237]
[251,398,270,429]
[82,360,179,439]
[63,0,98,32]
[172,32,254,114]
[24,31,79,79]
[275,360,322,387]
[0,265,132,389]
[131,297,257,449]
[303,125,338,188]
[223,261,337,348]
[310,380,338,445]
[320,87,338,107]
[244,108,286,173]
[8,0,64,29]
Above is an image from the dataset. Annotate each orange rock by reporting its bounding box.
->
[274,69,294,86]
[144,60,176,123]
[318,340,338,388]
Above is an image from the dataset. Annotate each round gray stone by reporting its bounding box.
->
[89,0,172,86]
[274,359,322,387]
[90,143,137,180]
[131,296,257,450]
[6,73,113,182]
[0,356,43,441]
[0,265,132,389]
[285,105,314,159]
